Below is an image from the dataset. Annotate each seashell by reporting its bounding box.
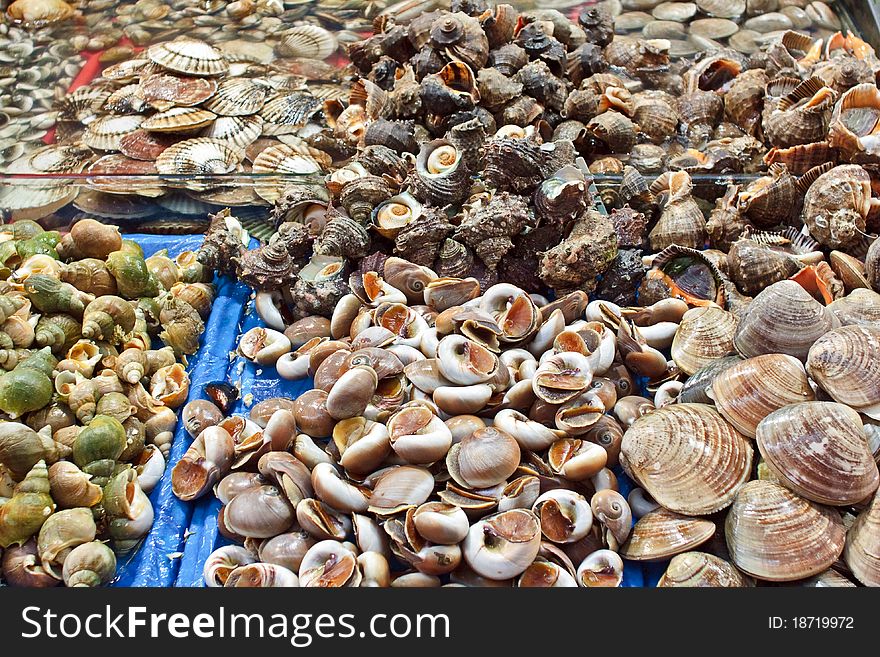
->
[62,542,116,587]
[138,74,217,111]
[828,83,880,162]
[728,239,803,297]
[620,509,716,561]
[82,115,144,151]
[621,403,753,515]
[0,460,54,548]
[155,138,241,177]
[725,480,845,582]
[648,171,707,250]
[260,93,322,135]
[7,0,74,25]
[633,94,679,144]
[235,240,294,292]
[146,39,229,77]
[734,280,839,362]
[828,288,880,327]
[658,552,753,587]
[695,0,745,19]
[723,68,768,137]
[671,306,738,376]
[299,540,360,588]
[807,325,880,420]
[586,110,639,154]
[253,142,327,177]
[202,115,264,150]
[711,354,815,438]
[547,437,607,481]
[738,164,799,228]
[277,25,338,60]
[844,490,880,587]
[763,77,836,148]
[757,401,879,506]
[801,164,876,251]
[462,509,541,581]
[763,141,839,176]
[412,139,470,206]
[204,78,273,117]
[829,251,870,294]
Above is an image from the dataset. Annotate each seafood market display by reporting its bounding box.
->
[0,218,215,586]
[3,0,880,589]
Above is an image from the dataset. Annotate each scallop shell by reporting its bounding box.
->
[253,144,329,203]
[725,480,846,582]
[658,552,753,588]
[670,306,738,376]
[277,25,338,60]
[807,325,880,420]
[141,107,217,133]
[844,490,880,587]
[146,39,229,77]
[138,74,218,110]
[202,115,264,149]
[619,509,716,562]
[104,84,149,115]
[756,401,879,506]
[620,403,753,516]
[711,354,815,438]
[118,130,179,161]
[154,138,242,177]
[82,115,145,151]
[733,280,839,362]
[260,93,322,135]
[204,78,273,117]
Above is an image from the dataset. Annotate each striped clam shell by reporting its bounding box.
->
[146,39,229,77]
[141,107,217,133]
[260,92,322,135]
[104,84,149,115]
[276,24,339,60]
[155,137,243,176]
[82,114,145,151]
[138,74,218,110]
[204,78,273,117]
[202,115,264,149]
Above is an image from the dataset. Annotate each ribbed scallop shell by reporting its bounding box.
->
[154,138,242,176]
[146,39,229,77]
[756,401,879,506]
[711,354,815,438]
[734,280,839,362]
[671,306,738,376]
[276,25,338,60]
[619,509,715,561]
[82,115,145,151]
[138,74,218,109]
[620,403,753,516]
[118,130,179,161]
[844,490,880,586]
[202,115,264,149]
[252,143,327,175]
[725,480,846,582]
[658,552,753,588]
[260,93,322,135]
[807,325,880,420]
[141,107,216,133]
[204,78,273,117]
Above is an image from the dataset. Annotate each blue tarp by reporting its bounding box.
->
[115,235,662,587]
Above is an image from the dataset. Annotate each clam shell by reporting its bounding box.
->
[252,143,327,176]
[807,325,880,420]
[146,39,229,77]
[620,403,753,516]
[141,107,217,133]
[82,115,144,151]
[756,401,879,506]
[619,508,715,561]
[154,137,242,176]
[696,0,745,18]
[733,280,839,362]
[260,93,322,135]
[277,25,338,60]
[689,18,739,39]
[710,354,815,438]
[138,74,218,110]
[828,289,880,327]
[202,115,264,149]
[204,78,273,117]
[658,552,753,587]
[671,306,738,376]
[844,490,880,587]
[725,480,846,582]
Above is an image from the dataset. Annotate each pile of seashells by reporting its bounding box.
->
[0,218,215,587]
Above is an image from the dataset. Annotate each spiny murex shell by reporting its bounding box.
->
[725,480,846,582]
[620,403,753,516]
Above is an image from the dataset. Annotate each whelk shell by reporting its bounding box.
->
[204,78,273,117]
[620,403,753,515]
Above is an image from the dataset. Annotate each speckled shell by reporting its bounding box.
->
[619,509,715,562]
[620,403,753,516]
[138,74,218,110]
[844,490,880,586]
[756,401,879,506]
[807,325,880,420]
[734,280,839,362]
[671,306,738,376]
[711,354,815,438]
[725,480,846,582]
[801,164,873,250]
